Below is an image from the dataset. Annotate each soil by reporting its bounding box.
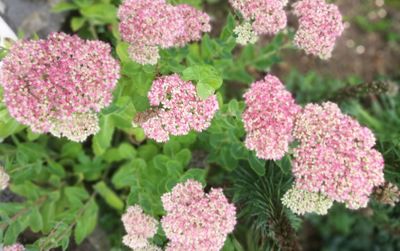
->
[278,0,400,81]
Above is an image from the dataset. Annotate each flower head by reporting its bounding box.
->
[282,187,333,215]
[118,0,210,65]
[118,0,183,48]
[292,102,385,209]
[229,0,287,35]
[293,0,344,59]
[242,75,301,160]
[134,74,219,142]
[0,166,10,190]
[0,32,120,141]
[4,243,25,251]
[161,179,237,251]
[121,205,159,250]
[234,22,259,45]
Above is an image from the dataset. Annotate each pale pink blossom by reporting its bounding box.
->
[118,0,210,65]
[242,75,301,160]
[0,165,10,190]
[0,32,120,141]
[121,205,159,249]
[134,74,219,142]
[3,243,25,251]
[229,0,287,35]
[292,102,385,209]
[293,0,344,59]
[161,179,237,251]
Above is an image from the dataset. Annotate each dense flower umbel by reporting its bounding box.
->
[229,0,287,35]
[292,102,385,209]
[134,74,219,142]
[118,0,210,65]
[0,32,120,142]
[0,166,10,190]
[3,243,25,251]
[161,179,237,251]
[293,0,344,59]
[242,75,301,160]
[233,22,259,45]
[121,205,159,250]
[282,187,333,215]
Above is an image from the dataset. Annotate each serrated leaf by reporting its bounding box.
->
[92,114,114,156]
[74,199,98,244]
[248,153,266,176]
[196,82,215,100]
[52,2,78,12]
[80,4,117,24]
[180,168,206,184]
[71,17,86,31]
[94,182,124,211]
[29,207,43,232]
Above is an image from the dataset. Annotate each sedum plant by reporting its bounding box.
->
[0,0,398,250]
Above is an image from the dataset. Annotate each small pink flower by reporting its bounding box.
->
[161,179,237,251]
[229,0,287,35]
[293,0,344,59]
[4,243,25,251]
[121,205,159,249]
[118,0,210,65]
[134,74,219,142]
[242,75,301,160]
[0,32,120,141]
[292,102,385,209]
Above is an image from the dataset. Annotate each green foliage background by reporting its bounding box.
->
[0,0,399,250]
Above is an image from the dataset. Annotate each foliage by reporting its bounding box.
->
[0,0,399,251]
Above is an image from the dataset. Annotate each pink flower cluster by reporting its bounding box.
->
[292,102,385,209]
[242,75,300,160]
[4,243,25,251]
[229,0,287,35]
[293,0,344,59]
[161,179,237,251]
[133,74,219,142]
[121,205,159,250]
[118,0,210,65]
[0,32,120,142]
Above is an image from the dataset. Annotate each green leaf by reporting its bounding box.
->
[248,153,266,176]
[41,199,57,233]
[92,114,114,156]
[163,141,181,157]
[220,13,235,41]
[61,142,83,158]
[65,186,90,207]
[94,181,124,211]
[180,168,206,184]
[183,64,223,90]
[4,220,26,245]
[112,159,145,189]
[29,207,43,232]
[196,82,215,100]
[71,17,86,31]
[116,42,130,63]
[80,4,117,24]
[52,2,78,12]
[175,149,192,166]
[74,199,98,244]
